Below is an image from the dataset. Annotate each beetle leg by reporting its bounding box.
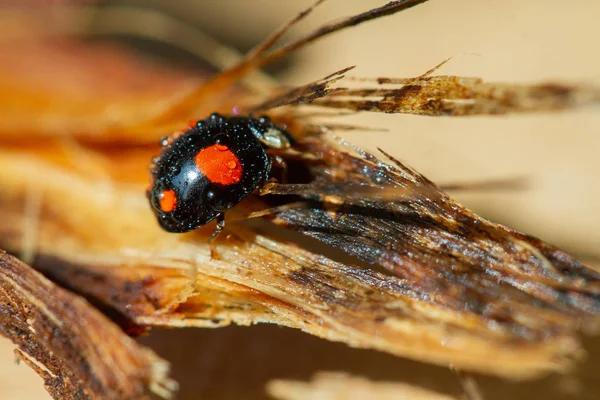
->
[269,154,289,183]
[209,213,226,260]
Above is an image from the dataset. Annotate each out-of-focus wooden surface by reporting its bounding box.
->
[1,0,598,398]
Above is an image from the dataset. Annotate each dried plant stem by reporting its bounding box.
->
[0,251,177,399]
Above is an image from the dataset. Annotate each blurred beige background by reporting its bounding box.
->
[1,0,599,399]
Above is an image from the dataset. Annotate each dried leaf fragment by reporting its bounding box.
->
[0,142,595,380]
[0,251,176,399]
[312,74,600,115]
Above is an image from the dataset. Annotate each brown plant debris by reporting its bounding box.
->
[0,132,598,379]
[248,66,354,113]
[0,0,599,393]
[266,372,457,400]
[0,251,177,399]
[311,73,600,116]
[149,0,432,126]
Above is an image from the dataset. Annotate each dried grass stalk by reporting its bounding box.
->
[313,75,600,115]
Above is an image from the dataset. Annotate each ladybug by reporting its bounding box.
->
[147,113,292,236]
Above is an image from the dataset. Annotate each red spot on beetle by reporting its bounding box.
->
[194,144,243,185]
[159,189,177,212]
